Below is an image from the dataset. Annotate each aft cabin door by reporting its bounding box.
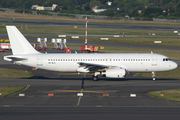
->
[37,55,43,66]
[151,55,157,66]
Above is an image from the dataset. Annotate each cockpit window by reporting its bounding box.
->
[163,58,171,61]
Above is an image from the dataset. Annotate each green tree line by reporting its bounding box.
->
[1,0,180,19]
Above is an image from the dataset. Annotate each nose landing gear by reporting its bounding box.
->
[152,72,156,81]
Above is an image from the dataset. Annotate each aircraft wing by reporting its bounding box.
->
[78,62,115,72]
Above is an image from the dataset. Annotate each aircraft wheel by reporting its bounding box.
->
[152,72,156,81]
[92,75,98,81]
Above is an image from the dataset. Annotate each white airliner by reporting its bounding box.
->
[4,26,178,81]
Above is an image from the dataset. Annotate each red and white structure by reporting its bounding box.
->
[37,38,47,51]
[52,38,63,50]
[85,15,88,50]
[81,15,98,53]
[0,43,11,50]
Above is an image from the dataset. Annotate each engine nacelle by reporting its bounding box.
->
[103,68,126,78]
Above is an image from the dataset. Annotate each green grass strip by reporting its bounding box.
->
[0,86,26,98]
[0,68,34,78]
[148,89,180,102]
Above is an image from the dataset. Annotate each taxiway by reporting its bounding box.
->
[0,19,180,119]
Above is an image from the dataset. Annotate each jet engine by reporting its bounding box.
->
[103,68,126,78]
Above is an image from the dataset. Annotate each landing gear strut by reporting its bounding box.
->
[152,72,156,81]
[92,72,100,81]
[92,75,98,81]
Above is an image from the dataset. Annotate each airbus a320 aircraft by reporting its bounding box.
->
[4,26,178,81]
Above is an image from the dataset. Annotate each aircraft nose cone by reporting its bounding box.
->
[173,62,178,69]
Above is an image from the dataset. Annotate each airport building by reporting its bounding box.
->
[31,4,57,11]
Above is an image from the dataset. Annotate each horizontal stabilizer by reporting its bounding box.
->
[4,56,27,62]
[6,57,27,61]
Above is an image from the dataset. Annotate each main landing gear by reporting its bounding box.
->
[92,72,100,81]
[92,75,98,81]
[152,72,156,81]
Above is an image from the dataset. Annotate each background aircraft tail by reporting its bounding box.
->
[6,26,40,55]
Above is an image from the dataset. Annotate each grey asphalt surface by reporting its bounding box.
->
[0,19,180,119]
[1,107,180,120]
[67,39,180,50]
[1,34,180,51]
[0,49,180,120]
[2,33,180,37]
[0,78,180,107]
[1,19,180,31]
[0,78,180,120]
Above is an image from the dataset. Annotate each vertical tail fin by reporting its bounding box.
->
[6,26,40,55]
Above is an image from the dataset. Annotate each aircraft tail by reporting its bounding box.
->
[6,26,40,55]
